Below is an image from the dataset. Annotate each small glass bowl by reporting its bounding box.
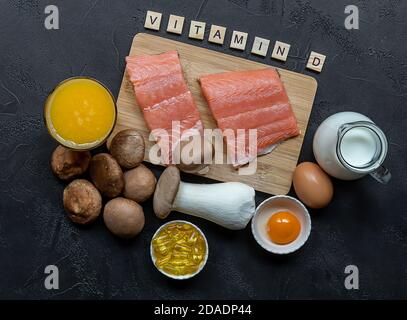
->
[44,77,117,151]
[150,220,209,280]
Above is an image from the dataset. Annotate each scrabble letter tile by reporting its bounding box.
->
[189,20,206,40]
[271,41,291,61]
[209,25,227,45]
[230,31,248,51]
[144,10,162,31]
[167,14,185,34]
[307,51,326,72]
[251,37,270,57]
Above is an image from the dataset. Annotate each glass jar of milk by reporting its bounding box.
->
[313,112,391,183]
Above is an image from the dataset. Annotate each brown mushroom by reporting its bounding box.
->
[110,129,145,169]
[89,153,124,198]
[174,135,213,174]
[103,197,145,238]
[63,179,102,225]
[153,166,181,219]
[51,145,91,180]
[123,164,157,203]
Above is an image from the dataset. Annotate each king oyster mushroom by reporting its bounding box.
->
[153,166,256,230]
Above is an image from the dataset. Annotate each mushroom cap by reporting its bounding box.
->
[89,153,124,198]
[153,166,180,219]
[51,145,91,180]
[63,179,102,225]
[110,129,145,169]
[103,197,145,239]
[124,164,157,203]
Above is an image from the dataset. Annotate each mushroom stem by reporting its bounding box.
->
[172,181,255,230]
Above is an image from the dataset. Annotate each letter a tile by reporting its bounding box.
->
[209,25,227,44]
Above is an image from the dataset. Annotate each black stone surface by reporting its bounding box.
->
[0,0,406,299]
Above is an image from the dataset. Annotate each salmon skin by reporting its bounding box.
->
[126,50,203,164]
[199,68,299,167]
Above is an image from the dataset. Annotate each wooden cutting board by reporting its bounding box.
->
[110,33,318,195]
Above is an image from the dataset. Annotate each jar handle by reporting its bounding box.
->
[370,165,391,184]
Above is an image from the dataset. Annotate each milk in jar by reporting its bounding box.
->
[313,112,390,183]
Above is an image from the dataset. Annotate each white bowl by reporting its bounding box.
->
[251,196,311,254]
[150,220,209,280]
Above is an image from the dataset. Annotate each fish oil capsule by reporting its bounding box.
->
[172,230,185,242]
[183,265,198,274]
[155,238,174,249]
[172,251,189,259]
[184,259,198,267]
[153,233,170,244]
[176,237,188,246]
[155,244,172,256]
[166,224,178,231]
[170,258,188,266]
[192,254,203,263]
[175,243,192,253]
[192,246,201,255]
[197,239,206,250]
[162,264,180,275]
[187,231,199,244]
[182,224,192,230]
[156,254,172,268]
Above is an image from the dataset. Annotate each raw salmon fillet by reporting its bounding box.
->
[200,68,299,167]
[126,50,203,164]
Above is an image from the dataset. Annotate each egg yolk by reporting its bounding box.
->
[267,211,301,245]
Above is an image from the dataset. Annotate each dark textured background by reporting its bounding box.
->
[0,0,406,299]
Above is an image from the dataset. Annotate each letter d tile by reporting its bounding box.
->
[307,51,326,72]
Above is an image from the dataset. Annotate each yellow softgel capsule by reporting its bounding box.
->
[155,255,172,268]
[174,243,192,253]
[187,231,199,244]
[172,252,189,259]
[153,233,171,244]
[162,264,180,275]
[182,224,192,230]
[152,222,207,277]
[155,245,170,256]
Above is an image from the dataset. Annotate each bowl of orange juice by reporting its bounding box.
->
[44,77,117,150]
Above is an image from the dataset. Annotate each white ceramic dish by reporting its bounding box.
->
[150,220,209,280]
[251,195,311,254]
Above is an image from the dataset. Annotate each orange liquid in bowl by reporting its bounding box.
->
[45,78,116,150]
